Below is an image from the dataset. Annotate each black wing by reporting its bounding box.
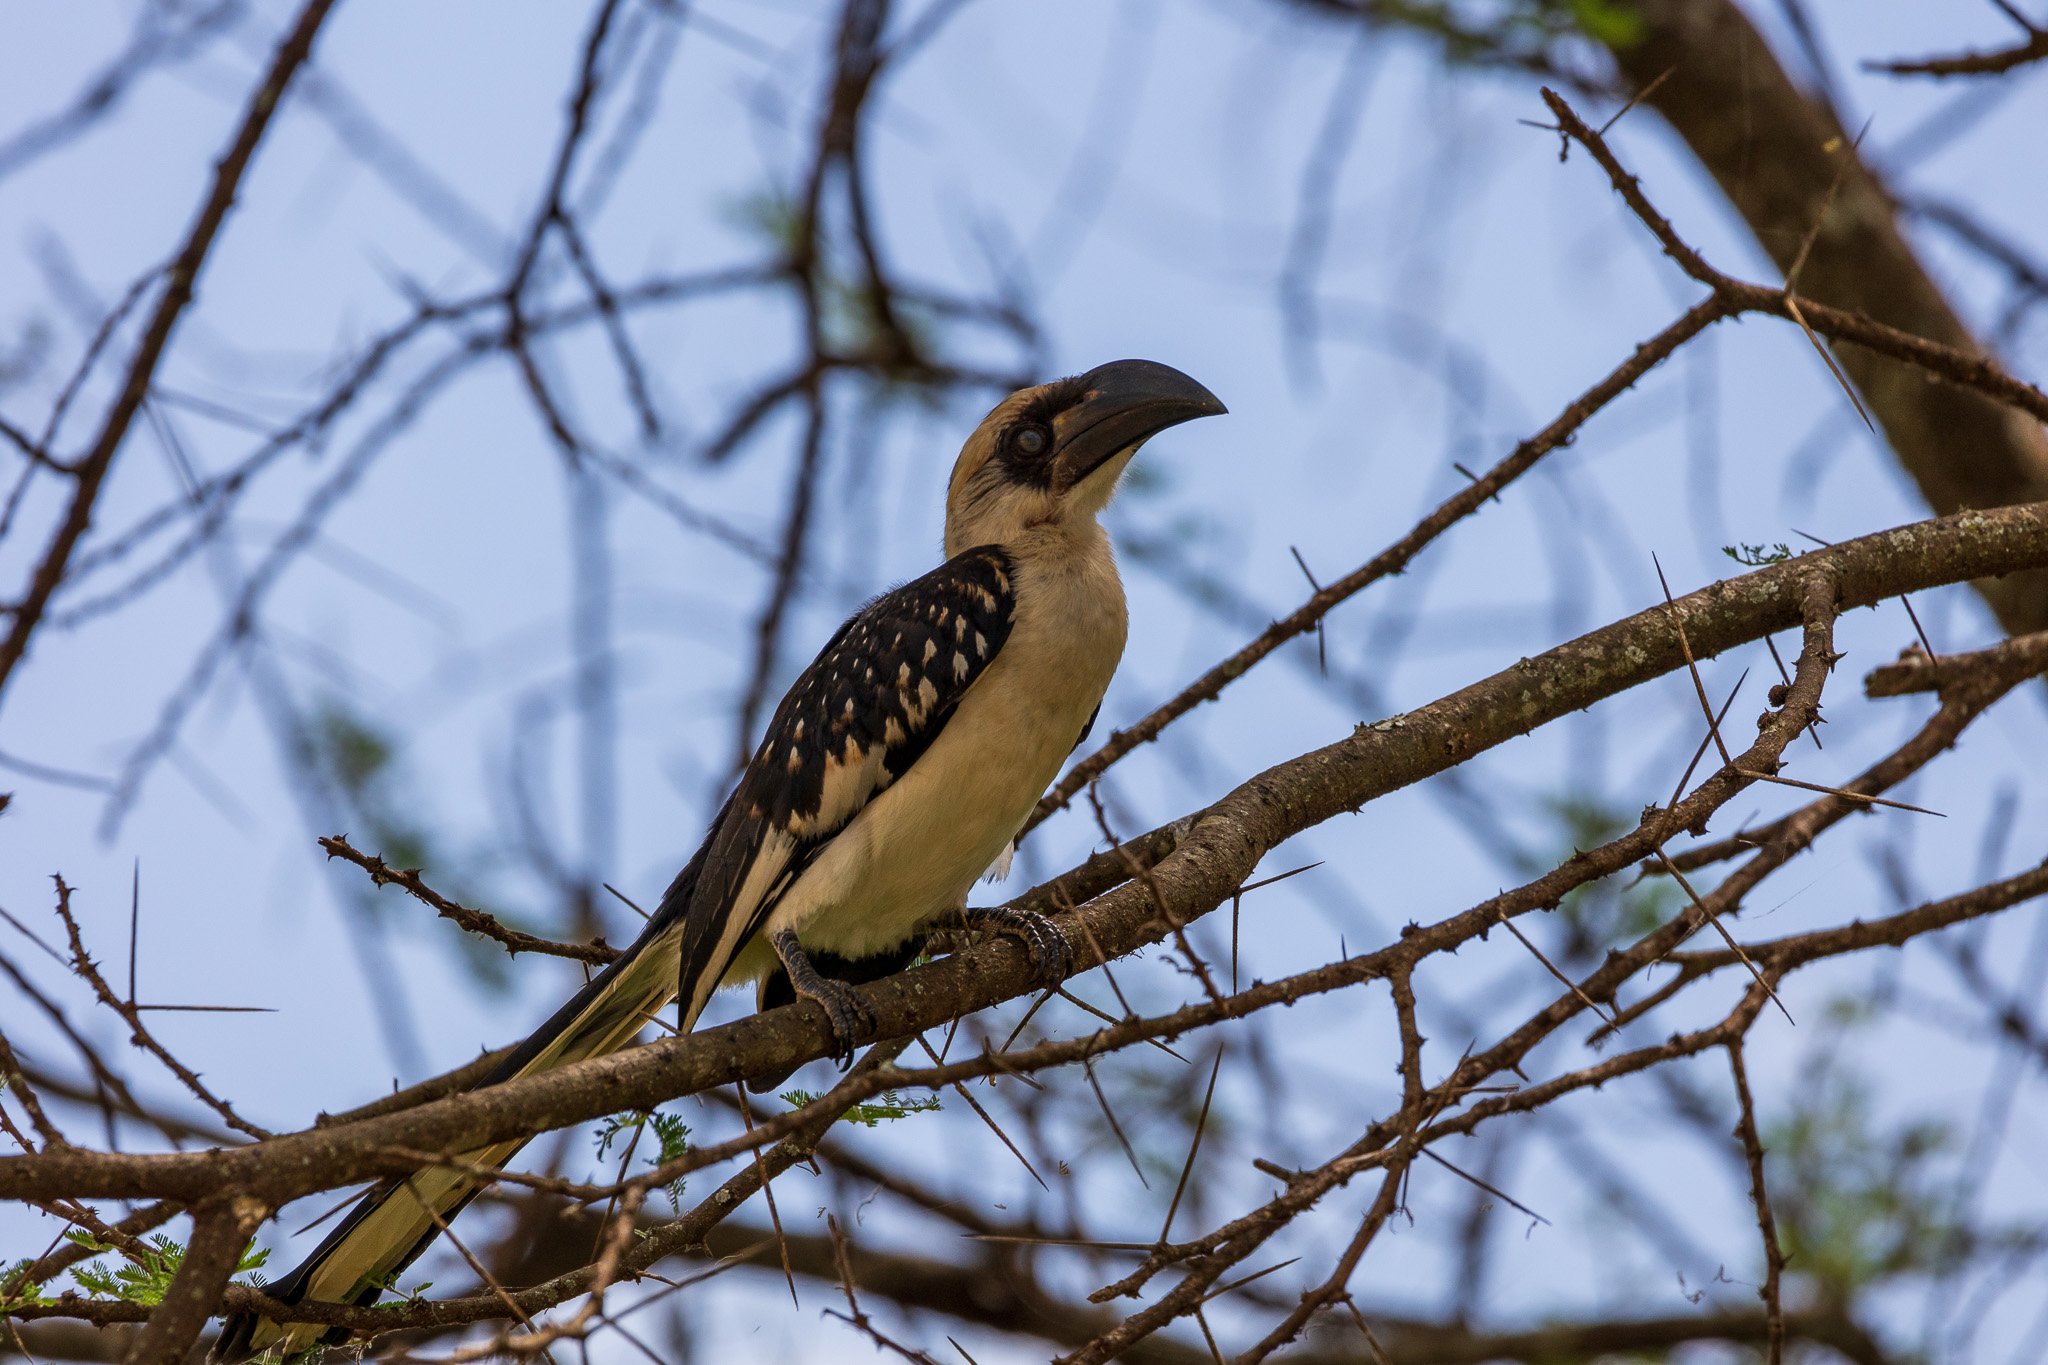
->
[663,544,1018,1022]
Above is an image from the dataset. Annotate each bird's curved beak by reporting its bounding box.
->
[1050,359,1227,491]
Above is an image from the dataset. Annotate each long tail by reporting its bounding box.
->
[214,868,711,1361]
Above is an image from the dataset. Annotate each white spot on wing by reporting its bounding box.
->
[802,739,888,837]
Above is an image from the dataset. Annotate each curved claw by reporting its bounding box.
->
[964,905,1072,985]
[808,977,876,1069]
[770,929,876,1068]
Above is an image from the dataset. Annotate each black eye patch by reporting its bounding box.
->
[1015,374,1091,430]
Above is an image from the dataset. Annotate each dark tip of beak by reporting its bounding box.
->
[1054,359,1225,483]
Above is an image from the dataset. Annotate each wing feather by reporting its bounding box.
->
[669,545,1018,1019]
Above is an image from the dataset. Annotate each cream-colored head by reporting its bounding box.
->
[944,359,1225,557]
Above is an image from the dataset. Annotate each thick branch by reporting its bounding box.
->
[1597,0,2048,636]
[3,499,2043,1208]
[1864,628,2048,697]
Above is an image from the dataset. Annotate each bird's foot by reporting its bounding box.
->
[961,904,1072,985]
[771,930,875,1068]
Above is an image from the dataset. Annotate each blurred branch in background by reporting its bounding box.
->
[4,1,2048,1363]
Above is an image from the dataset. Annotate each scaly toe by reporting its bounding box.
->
[1021,913,1071,983]
[800,978,874,1068]
[970,907,1071,985]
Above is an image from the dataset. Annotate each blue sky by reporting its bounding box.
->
[3,2,2047,1359]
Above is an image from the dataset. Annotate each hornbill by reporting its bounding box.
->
[213,358,1225,1361]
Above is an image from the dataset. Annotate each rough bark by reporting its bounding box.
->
[3,499,2044,1212]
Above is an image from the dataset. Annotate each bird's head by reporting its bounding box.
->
[945,359,1225,555]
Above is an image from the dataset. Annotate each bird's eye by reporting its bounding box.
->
[1010,423,1051,458]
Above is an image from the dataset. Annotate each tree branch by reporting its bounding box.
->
[4,498,2044,1210]
[0,0,339,711]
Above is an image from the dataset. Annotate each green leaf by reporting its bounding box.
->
[311,701,396,795]
[362,1267,435,1304]
[1567,0,1644,47]
[595,1107,693,1210]
[68,1234,185,1306]
[1763,1060,1983,1292]
[780,1088,942,1128]
[59,1231,268,1308]
[1,1258,54,1311]
[1722,541,1794,567]
[233,1241,269,1287]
